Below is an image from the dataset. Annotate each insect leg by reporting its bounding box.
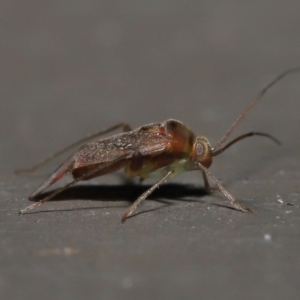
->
[201,170,210,191]
[121,168,174,223]
[20,155,129,214]
[20,175,84,214]
[15,123,132,174]
[29,158,74,199]
[197,162,252,213]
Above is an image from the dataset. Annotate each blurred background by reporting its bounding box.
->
[1,0,300,172]
[1,1,300,300]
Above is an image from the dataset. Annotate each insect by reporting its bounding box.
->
[19,67,300,223]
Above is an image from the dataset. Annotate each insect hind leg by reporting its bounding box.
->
[15,123,132,174]
[20,154,130,215]
[29,158,74,200]
[20,162,100,214]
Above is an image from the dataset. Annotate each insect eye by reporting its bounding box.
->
[196,143,203,156]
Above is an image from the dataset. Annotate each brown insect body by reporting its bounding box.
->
[19,67,300,222]
[30,119,212,199]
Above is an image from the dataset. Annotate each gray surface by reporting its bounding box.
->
[1,1,300,299]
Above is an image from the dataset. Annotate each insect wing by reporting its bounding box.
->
[74,131,171,167]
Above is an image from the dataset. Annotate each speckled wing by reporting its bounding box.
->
[73,130,171,167]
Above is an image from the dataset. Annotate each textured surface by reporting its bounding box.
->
[1,1,300,299]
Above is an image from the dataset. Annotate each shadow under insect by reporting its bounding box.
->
[27,183,215,214]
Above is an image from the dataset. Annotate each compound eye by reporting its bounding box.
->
[196,143,203,156]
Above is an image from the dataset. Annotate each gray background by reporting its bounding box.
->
[1,1,300,299]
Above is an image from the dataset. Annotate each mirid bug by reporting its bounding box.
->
[19,67,300,223]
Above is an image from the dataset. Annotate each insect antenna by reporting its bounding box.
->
[212,67,300,152]
[15,123,131,174]
[212,131,281,157]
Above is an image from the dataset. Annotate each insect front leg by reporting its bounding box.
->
[201,170,211,191]
[197,162,252,213]
[121,168,174,223]
[201,170,220,193]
